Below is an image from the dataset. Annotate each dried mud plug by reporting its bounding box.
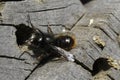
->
[93,35,105,49]
[107,56,120,70]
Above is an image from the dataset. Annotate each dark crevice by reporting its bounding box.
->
[108,13,120,36]
[27,7,67,13]
[0,55,26,60]
[39,24,72,31]
[39,24,65,27]
[99,27,115,41]
[95,13,119,37]
[26,3,78,13]
[80,0,93,4]
[74,59,92,73]
[39,24,70,30]
[0,23,15,26]
[70,13,85,30]
[110,13,120,23]
[109,24,119,36]
[94,26,114,41]
[24,65,39,80]
[24,55,56,80]
[87,53,95,61]
[107,74,115,80]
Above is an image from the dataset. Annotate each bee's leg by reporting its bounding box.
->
[47,22,54,34]
[32,53,47,65]
[51,56,65,61]
[0,13,3,23]
[18,51,32,58]
[27,14,35,29]
[18,51,26,58]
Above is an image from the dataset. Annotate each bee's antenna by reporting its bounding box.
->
[47,22,54,35]
[27,13,45,35]
[27,14,35,29]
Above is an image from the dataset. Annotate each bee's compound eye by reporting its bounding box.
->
[55,36,75,50]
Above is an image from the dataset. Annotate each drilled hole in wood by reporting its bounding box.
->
[92,57,112,76]
[80,0,93,4]
[15,24,33,46]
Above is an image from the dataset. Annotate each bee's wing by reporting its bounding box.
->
[47,44,75,62]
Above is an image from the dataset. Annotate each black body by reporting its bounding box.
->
[0,23,75,62]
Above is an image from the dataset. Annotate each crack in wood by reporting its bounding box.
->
[107,13,120,36]
[107,74,115,80]
[0,55,26,60]
[25,3,79,13]
[39,24,71,31]
[70,13,85,30]
[39,24,65,27]
[24,63,40,80]
[94,26,114,41]
[74,58,92,73]
[110,13,120,23]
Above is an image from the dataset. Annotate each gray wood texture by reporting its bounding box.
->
[0,0,120,80]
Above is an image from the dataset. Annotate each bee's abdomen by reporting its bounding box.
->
[54,35,75,50]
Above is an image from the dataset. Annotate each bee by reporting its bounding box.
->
[0,20,76,63]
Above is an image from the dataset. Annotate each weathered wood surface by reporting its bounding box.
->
[0,0,120,80]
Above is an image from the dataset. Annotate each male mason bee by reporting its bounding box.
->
[0,19,76,63]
